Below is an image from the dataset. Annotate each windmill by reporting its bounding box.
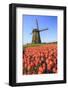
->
[31,18,48,44]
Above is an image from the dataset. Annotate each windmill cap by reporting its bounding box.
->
[32,29,39,32]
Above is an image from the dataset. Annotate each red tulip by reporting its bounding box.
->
[23,43,57,75]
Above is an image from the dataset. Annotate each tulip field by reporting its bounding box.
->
[23,43,57,75]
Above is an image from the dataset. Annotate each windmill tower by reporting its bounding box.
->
[31,19,48,44]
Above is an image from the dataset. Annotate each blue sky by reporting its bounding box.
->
[22,15,57,45]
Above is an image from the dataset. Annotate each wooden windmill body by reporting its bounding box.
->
[31,19,48,44]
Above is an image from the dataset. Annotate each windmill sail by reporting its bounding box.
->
[36,18,39,30]
[39,28,48,32]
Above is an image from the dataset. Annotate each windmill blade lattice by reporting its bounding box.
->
[39,28,48,32]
